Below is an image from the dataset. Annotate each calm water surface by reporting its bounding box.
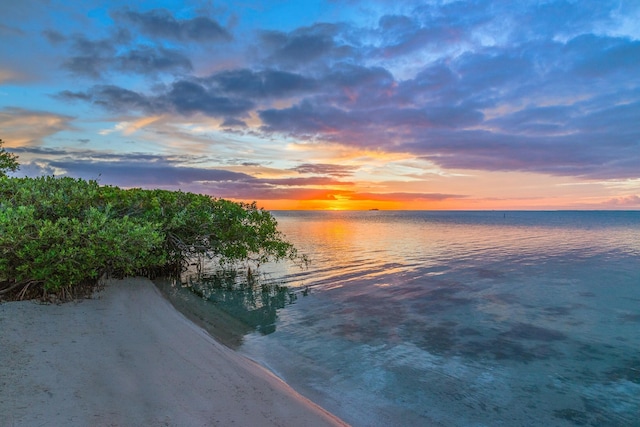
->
[164,211,640,426]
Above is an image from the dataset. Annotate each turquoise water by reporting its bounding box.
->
[179,211,640,426]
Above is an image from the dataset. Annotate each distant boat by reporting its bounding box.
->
[369,208,379,211]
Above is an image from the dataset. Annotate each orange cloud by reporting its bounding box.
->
[0,107,74,146]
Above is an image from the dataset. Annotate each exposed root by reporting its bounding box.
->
[0,280,41,300]
[0,280,42,301]
[0,279,99,303]
[0,280,23,295]
[17,281,33,300]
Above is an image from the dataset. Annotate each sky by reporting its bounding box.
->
[1,0,639,210]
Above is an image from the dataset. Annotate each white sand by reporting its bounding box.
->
[0,278,348,427]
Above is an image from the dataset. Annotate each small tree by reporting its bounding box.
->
[0,139,19,177]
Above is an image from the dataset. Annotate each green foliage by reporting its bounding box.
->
[0,175,300,298]
[0,204,164,290]
[0,139,19,177]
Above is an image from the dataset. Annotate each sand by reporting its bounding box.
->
[0,277,348,427]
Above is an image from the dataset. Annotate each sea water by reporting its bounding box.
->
[174,211,640,426]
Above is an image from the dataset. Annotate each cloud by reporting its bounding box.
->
[49,159,252,187]
[42,29,66,44]
[317,63,397,108]
[115,46,192,74]
[0,23,24,37]
[57,81,254,118]
[58,32,193,78]
[61,33,117,78]
[8,161,57,178]
[376,13,465,59]
[260,177,353,186]
[258,26,640,180]
[58,85,154,112]
[166,80,254,117]
[568,35,640,78]
[202,187,466,202]
[513,0,624,42]
[192,184,348,201]
[347,192,466,202]
[0,68,28,84]
[291,163,358,177]
[97,116,163,136]
[38,0,640,185]
[114,7,231,42]
[209,69,316,99]
[258,23,354,69]
[9,147,355,201]
[221,118,247,128]
[11,147,200,164]
[259,99,375,136]
[602,195,640,207]
[259,100,483,139]
[0,107,74,146]
[486,105,575,135]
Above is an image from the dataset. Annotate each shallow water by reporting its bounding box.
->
[169,211,640,426]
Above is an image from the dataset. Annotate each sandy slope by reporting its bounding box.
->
[0,277,348,427]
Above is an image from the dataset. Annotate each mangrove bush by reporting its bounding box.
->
[0,139,19,177]
[0,175,300,300]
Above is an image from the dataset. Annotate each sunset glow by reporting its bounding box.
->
[1,1,639,210]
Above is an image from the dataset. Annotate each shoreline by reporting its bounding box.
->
[0,277,348,426]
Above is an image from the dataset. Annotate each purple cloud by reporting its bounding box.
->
[40,0,640,183]
[113,7,231,42]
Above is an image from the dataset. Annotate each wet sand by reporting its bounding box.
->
[0,277,347,427]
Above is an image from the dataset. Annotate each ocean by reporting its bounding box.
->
[159,211,640,426]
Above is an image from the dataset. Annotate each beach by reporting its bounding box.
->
[0,277,347,427]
